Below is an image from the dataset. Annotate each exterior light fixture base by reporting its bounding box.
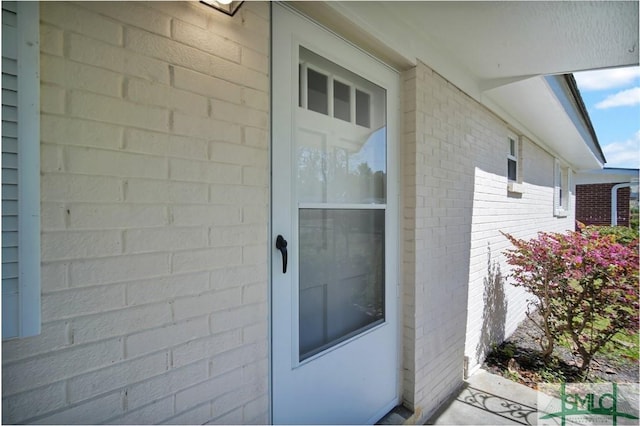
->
[200,0,243,16]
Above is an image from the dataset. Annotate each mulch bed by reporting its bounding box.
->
[482,314,639,389]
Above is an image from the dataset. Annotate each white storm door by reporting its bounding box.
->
[271,4,400,425]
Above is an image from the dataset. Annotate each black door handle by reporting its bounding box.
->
[275,235,288,274]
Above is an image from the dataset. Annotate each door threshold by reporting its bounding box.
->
[376,405,414,425]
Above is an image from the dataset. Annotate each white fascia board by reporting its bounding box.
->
[483,76,604,172]
[544,75,605,164]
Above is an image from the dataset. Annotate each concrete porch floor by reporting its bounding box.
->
[425,369,539,425]
[378,368,540,425]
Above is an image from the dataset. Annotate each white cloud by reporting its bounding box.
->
[574,67,640,91]
[594,87,640,109]
[603,130,640,168]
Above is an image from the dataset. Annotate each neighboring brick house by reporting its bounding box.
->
[575,168,639,227]
[576,183,630,226]
[1,2,636,424]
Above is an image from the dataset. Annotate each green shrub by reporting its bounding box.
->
[581,224,638,247]
[630,206,639,232]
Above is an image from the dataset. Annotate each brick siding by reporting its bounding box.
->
[402,61,575,422]
[2,2,269,424]
[576,183,630,227]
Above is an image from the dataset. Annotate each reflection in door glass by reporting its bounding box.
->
[297,47,386,205]
[296,128,386,204]
[299,209,385,361]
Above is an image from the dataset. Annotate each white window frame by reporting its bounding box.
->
[2,1,41,339]
[554,159,572,217]
[507,132,524,194]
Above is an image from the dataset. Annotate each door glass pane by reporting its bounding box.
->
[299,209,385,360]
[307,68,328,115]
[355,89,370,128]
[333,80,351,122]
[296,128,386,204]
[297,47,386,204]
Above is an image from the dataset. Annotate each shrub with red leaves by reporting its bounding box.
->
[502,226,639,371]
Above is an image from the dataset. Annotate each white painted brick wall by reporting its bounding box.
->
[402,61,576,422]
[464,134,576,375]
[2,2,269,424]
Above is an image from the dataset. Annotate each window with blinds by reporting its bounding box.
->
[2,1,40,339]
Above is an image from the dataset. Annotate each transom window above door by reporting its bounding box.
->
[299,47,376,129]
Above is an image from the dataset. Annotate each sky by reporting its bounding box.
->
[573,67,640,170]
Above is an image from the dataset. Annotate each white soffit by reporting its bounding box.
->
[310,1,639,90]
[388,1,638,78]
[288,1,638,101]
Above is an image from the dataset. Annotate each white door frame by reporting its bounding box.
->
[270,3,402,424]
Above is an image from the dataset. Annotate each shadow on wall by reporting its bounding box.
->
[475,243,508,364]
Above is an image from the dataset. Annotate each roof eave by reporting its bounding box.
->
[561,74,607,164]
